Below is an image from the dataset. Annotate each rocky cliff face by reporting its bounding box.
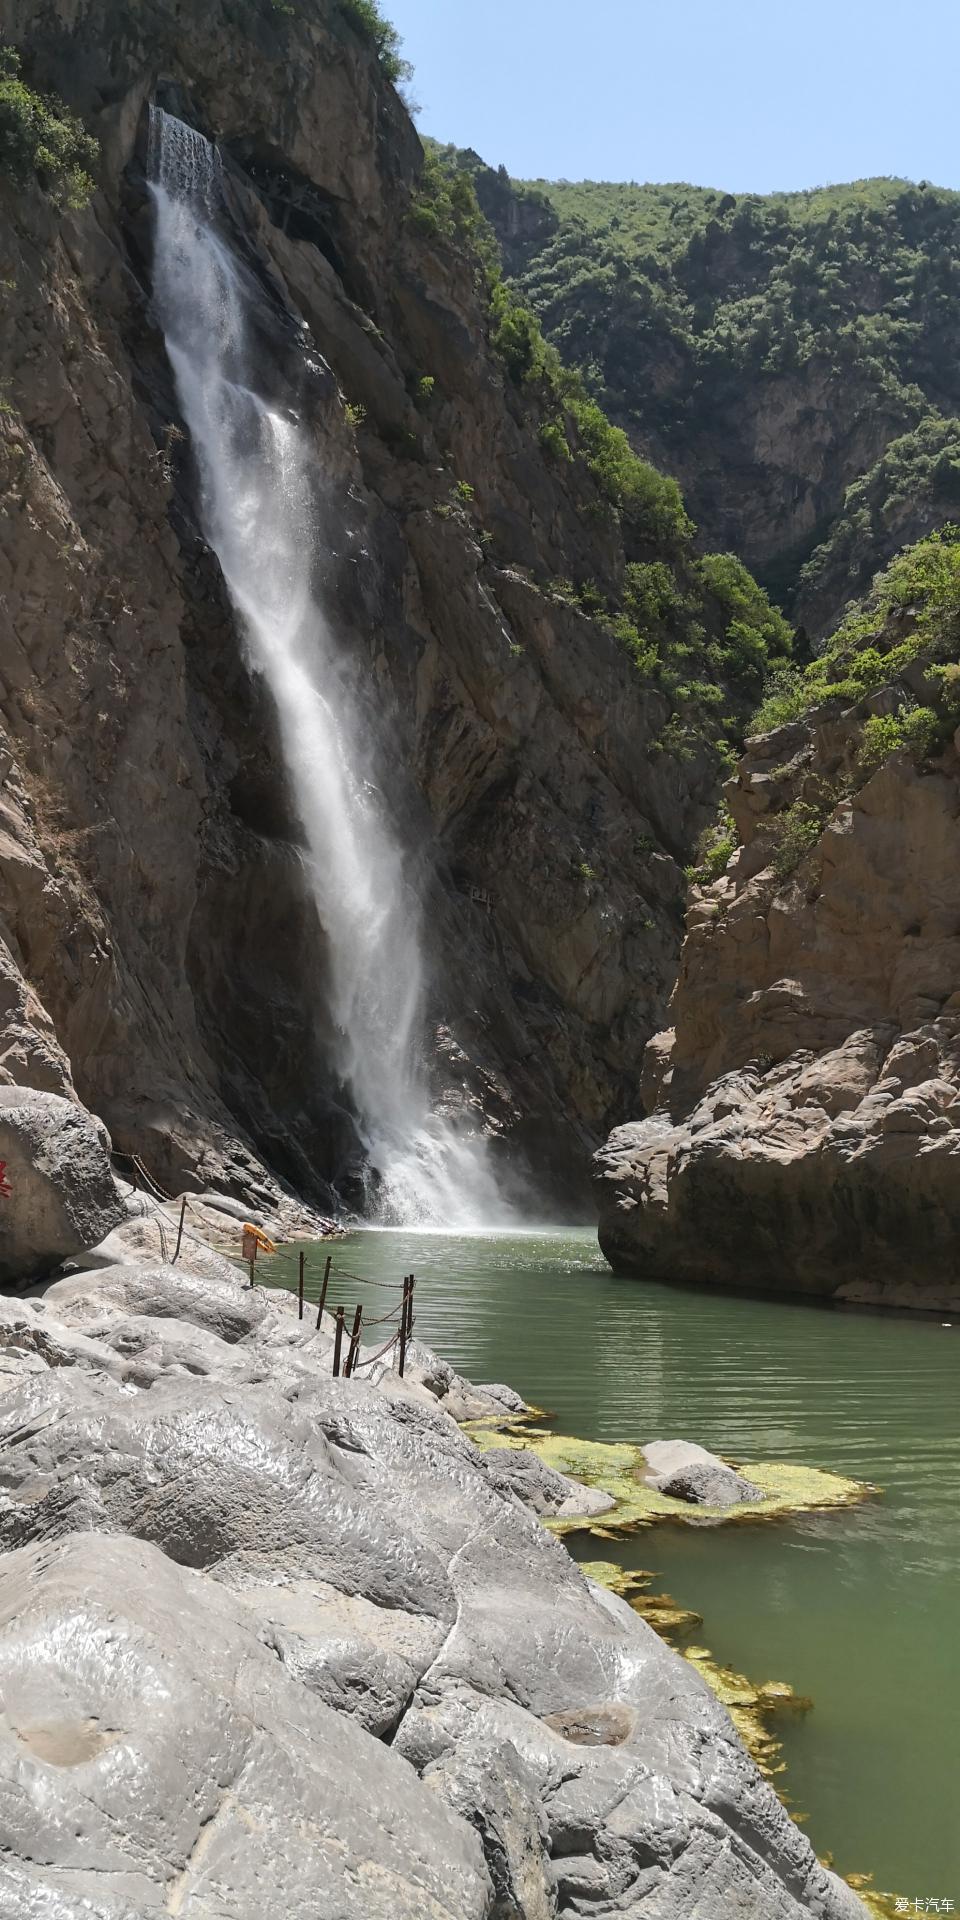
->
[0,0,726,1213]
[594,582,960,1309]
[490,173,960,622]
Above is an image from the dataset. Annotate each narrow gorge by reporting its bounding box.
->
[1,2,958,1915]
[0,0,754,1226]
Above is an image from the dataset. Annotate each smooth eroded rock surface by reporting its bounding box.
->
[0,1251,868,1918]
[0,1088,124,1285]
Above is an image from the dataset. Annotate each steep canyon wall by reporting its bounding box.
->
[0,0,722,1213]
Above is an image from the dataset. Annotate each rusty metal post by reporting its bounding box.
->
[172,1195,187,1264]
[344,1304,363,1377]
[398,1275,411,1378]
[315,1254,332,1330]
[332,1305,345,1376]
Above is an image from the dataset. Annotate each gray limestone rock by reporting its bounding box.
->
[643,1438,764,1507]
[0,1533,490,1918]
[474,1380,528,1413]
[0,1260,868,1919]
[0,1089,124,1285]
[655,1462,766,1508]
[483,1444,616,1519]
[426,1730,553,1920]
[642,1438,730,1478]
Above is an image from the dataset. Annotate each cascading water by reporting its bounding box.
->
[147,109,513,1228]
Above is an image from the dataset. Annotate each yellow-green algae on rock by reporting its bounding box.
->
[582,1558,902,1912]
[579,1557,703,1636]
[580,1559,807,1780]
[467,1426,873,1535]
[841,1882,902,1919]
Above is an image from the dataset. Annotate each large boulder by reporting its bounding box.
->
[483,1445,616,1519]
[0,1090,124,1285]
[594,1039,960,1311]
[642,1438,764,1507]
[655,1462,766,1508]
[0,1532,489,1919]
[0,1268,869,1918]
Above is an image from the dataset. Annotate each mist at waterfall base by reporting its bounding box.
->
[147,110,516,1230]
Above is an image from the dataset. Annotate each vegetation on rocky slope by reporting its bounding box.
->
[513,173,960,413]
[0,46,96,206]
[335,0,411,83]
[452,154,960,617]
[795,416,960,629]
[683,529,960,887]
[753,527,960,731]
[416,144,793,766]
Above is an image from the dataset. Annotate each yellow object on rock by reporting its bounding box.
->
[241,1224,276,1260]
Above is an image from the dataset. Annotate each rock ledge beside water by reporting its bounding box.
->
[0,1227,870,1918]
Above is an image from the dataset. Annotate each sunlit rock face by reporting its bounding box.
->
[0,1088,123,1282]
[595,688,960,1309]
[0,0,723,1218]
[0,1253,868,1918]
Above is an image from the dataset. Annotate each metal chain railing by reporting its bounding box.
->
[112,1151,418,1381]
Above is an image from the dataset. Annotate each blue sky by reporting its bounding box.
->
[384,0,960,193]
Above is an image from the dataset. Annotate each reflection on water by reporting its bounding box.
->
[259,1227,960,1897]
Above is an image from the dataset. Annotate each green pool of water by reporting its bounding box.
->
[260,1225,960,1904]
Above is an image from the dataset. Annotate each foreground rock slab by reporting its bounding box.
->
[0,1533,488,1919]
[0,1252,868,1918]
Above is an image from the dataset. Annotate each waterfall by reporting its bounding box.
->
[147,108,513,1228]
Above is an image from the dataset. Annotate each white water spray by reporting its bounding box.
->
[148,109,512,1226]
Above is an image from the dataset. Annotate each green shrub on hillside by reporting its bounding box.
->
[336,0,411,82]
[752,529,960,731]
[769,799,826,879]
[857,705,939,773]
[0,47,96,207]
[688,805,737,882]
[798,418,960,622]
